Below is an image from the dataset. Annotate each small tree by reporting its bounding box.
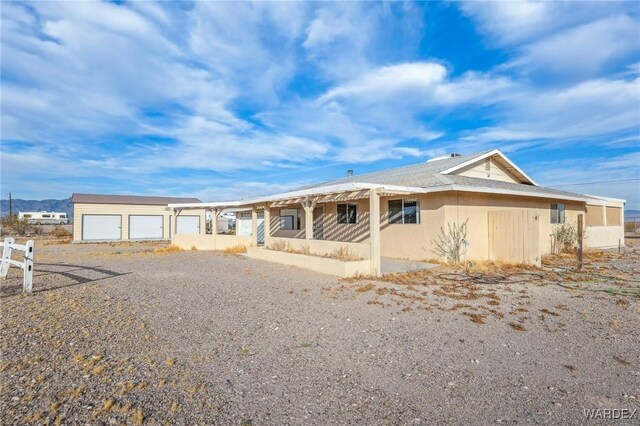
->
[432,219,469,263]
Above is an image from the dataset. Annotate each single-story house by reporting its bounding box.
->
[168,149,625,276]
[72,193,203,242]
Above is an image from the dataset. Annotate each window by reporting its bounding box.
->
[337,204,357,224]
[42,214,51,218]
[389,199,420,224]
[60,214,67,218]
[280,208,300,230]
[550,203,565,224]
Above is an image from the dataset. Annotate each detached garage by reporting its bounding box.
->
[72,193,203,242]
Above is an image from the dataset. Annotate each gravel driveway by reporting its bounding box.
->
[2,240,639,424]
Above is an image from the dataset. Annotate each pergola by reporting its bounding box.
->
[169,182,423,276]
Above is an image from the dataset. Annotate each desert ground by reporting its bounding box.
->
[1,237,639,425]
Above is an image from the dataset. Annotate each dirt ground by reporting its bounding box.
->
[1,237,639,425]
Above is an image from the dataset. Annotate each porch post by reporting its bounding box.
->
[301,197,317,240]
[173,208,181,241]
[251,206,258,246]
[263,206,271,246]
[211,208,218,250]
[369,188,381,276]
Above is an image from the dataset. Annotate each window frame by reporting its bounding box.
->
[388,199,420,224]
[550,203,566,224]
[279,208,301,230]
[336,203,358,224]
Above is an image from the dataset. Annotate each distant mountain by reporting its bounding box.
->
[0,198,72,218]
[626,210,640,219]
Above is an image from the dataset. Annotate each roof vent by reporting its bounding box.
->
[426,153,461,163]
[347,169,353,177]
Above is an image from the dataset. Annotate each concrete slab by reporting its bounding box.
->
[381,257,438,274]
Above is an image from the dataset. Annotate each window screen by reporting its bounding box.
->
[388,199,420,224]
[337,204,357,224]
[550,203,566,224]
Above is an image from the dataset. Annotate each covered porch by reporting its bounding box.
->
[169,183,421,277]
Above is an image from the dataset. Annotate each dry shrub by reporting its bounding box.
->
[464,259,538,274]
[154,245,183,254]
[51,226,71,238]
[509,322,527,332]
[190,246,198,251]
[223,245,247,254]
[327,246,362,261]
[268,240,289,252]
[355,283,375,293]
[463,312,486,324]
[432,219,469,263]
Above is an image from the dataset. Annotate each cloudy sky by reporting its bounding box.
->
[2,1,639,208]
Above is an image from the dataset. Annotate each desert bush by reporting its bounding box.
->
[431,219,469,263]
[550,222,579,254]
[52,225,72,238]
[0,216,34,236]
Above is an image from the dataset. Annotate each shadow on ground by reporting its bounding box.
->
[0,263,130,297]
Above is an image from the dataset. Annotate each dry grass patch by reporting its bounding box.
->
[154,245,183,254]
[223,245,247,254]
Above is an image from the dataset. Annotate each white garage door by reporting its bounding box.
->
[237,212,252,236]
[82,215,121,241]
[176,215,200,234]
[129,215,163,240]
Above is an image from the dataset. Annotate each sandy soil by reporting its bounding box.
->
[1,238,638,424]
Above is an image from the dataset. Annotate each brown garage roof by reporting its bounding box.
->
[71,193,202,206]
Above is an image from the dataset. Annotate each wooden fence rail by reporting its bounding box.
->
[0,237,35,294]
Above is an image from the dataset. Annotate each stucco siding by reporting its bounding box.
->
[73,203,206,242]
[453,157,521,184]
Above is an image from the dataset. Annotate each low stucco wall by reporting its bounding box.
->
[585,226,624,249]
[247,247,371,277]
[268,237,370,259]
[172,234,252,251]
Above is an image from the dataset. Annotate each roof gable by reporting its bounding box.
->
[439,149,537,185]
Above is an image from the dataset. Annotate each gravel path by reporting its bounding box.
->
[1,240,639,424]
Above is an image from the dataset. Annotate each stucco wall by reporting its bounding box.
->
[73,203,171,241]
[268,236,370,259]
[247,247,371,277]
[453,157,520,184]
[172,233,252,251]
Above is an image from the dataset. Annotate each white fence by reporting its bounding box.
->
[0,237,35,294]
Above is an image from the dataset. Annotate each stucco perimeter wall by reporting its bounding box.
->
[585,226,624,249]
[268,236,370,259]
[247,247,371,277]
[172,234,252,251]
[73,203,176,241]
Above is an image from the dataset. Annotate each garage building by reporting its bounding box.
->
[72,193,203,242]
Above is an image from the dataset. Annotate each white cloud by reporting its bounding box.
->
[506,14,640,79]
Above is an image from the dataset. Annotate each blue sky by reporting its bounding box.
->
[1,1,639,208]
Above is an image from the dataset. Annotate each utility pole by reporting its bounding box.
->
[8,193,12,217]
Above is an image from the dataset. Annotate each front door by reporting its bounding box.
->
[313,207,324,240]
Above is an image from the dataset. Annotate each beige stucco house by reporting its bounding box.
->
[169,149,625,276]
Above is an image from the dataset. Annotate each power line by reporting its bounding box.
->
[550,178,640,188]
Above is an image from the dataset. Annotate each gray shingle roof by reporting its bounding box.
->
[441,175,589,200]
[293,149,590,202]
[295,150,494,190]
[71,193,202,205]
